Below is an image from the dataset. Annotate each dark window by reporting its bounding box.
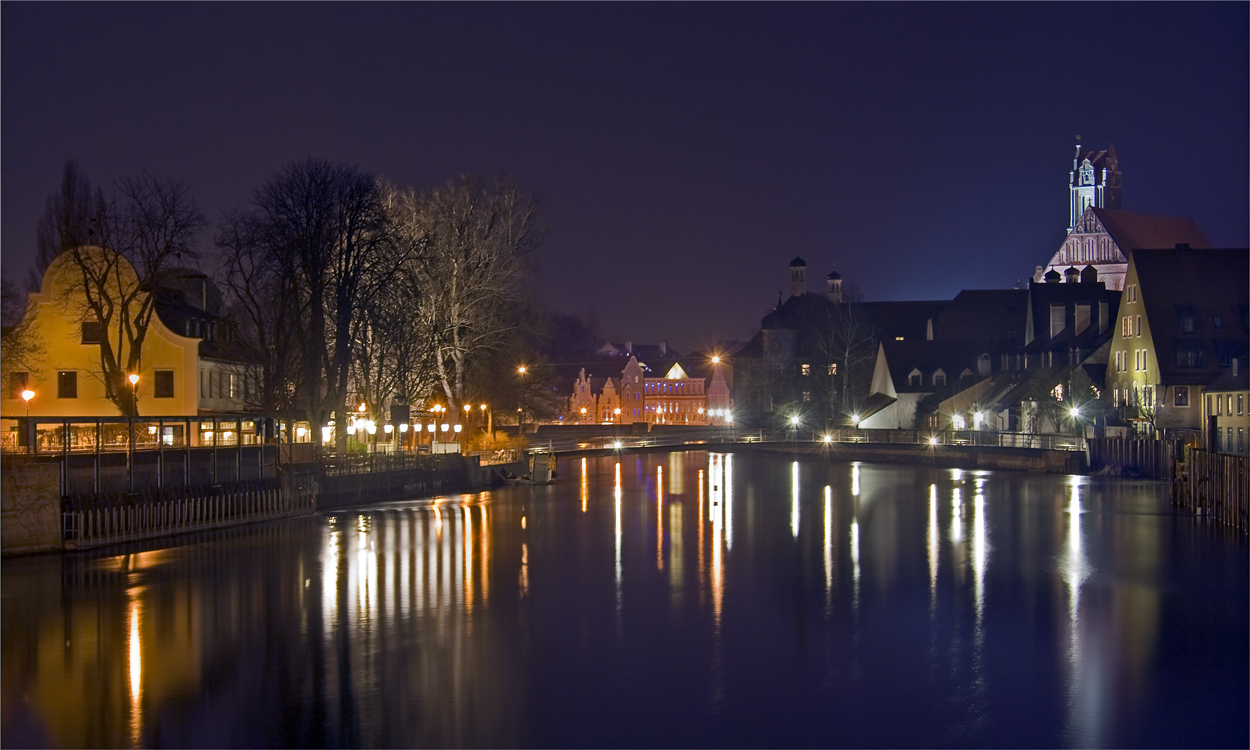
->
[1177,305,1197,334]
[1175,344,1206,368]
[1174,386,1189,407]
[10,371,29,399]
[57,370,77,399]
[1213,315,1223,329]
[155,370,174,398]
[81,320,105,344]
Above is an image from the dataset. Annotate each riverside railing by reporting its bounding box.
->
[61,478,316,549]
[1173,447,1249,534]
[525,428,1086,455]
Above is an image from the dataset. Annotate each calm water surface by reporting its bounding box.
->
[3,452,1247,748]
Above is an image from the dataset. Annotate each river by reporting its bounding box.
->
[2,451,1246,747]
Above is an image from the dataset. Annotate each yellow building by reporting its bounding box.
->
[1106,247,1248,437]
[3,247,253,422]
[1202,358,1248,455]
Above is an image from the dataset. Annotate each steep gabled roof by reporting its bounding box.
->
[1091,207,1212,253]
[1025,280,1120,346]
[1133,248,1249,384]
[876,340,987,394]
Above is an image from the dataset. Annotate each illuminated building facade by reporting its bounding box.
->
[2,247,257,421]
[563,356,734,426]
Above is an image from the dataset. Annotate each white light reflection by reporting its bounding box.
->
[823,485,833,613]
[791,461,800,538]
[972,487,989,620]
[927,483,939,611]
[950,487,964,544]
[1061,476,1100,746]
[614,463,622,593]
[709,455,726,624]
[851,462,861,497]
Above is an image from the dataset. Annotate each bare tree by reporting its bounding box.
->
[37,162,205,415]
[390,175,545,412]
[812,292,876,422]
[241,159,403,453]
[216,212,305,417]
[1,279,43,393]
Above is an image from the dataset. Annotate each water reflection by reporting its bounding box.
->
[791,461,800,538]
[928,483,938,612]
[1,454,1244,748]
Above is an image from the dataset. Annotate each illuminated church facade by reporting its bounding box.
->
[1036,142,1211,290]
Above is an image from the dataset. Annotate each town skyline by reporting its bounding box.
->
[3,3,1247,352]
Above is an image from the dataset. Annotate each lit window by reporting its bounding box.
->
[828,364,837,375]
[1052,383,1064,401]
[801,364,811,376]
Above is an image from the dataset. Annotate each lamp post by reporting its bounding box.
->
[127,373,139,492]
[480,403,490,438]
[21,389,34,454]
[464,403,472,435]
[517,366,528,437]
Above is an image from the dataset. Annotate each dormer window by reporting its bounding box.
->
[932,369,946,387]
[1178,306,1196,334]
[908,368,922,387]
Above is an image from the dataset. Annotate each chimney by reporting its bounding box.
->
[660,341,667,355]
[926,318,934,341]
[1234,359,1240,377]
[625,341,632,354]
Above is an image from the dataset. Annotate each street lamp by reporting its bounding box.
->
[126,373,140,490]
[128,372,140,414]
[517,366,528,436]
[21,389,34,454]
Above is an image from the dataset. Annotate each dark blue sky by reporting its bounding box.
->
[3,3,1246,352]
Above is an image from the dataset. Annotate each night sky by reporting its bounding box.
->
[3,3,1246,353]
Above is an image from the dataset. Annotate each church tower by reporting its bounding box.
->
[1068,139,1121,231]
